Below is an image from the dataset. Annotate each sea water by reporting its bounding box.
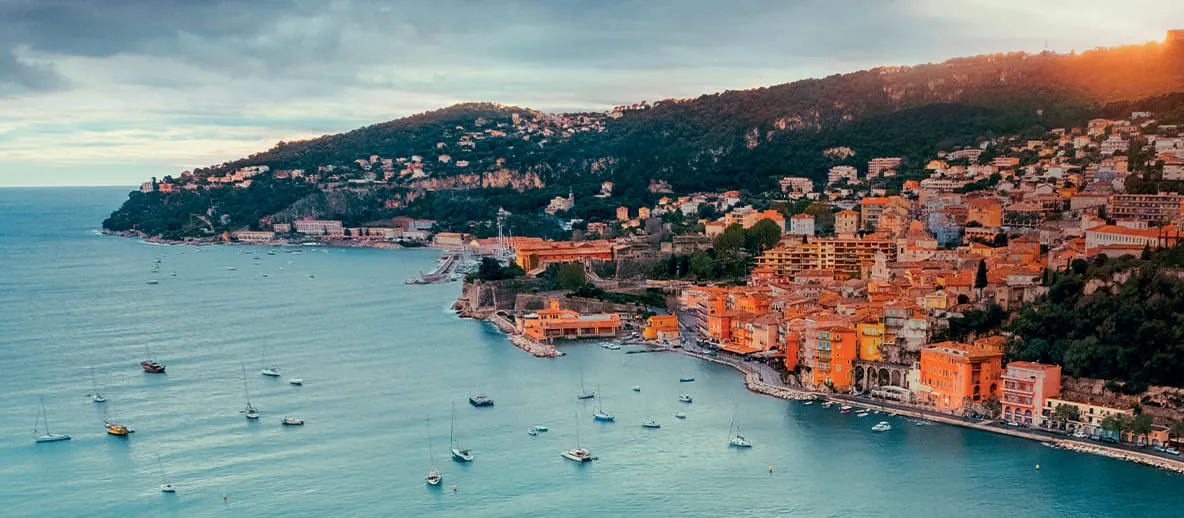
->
[1,187,1183,517]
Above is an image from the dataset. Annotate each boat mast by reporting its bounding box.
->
[39,397,51,435]
[427,418,436,468]
[157,453,169,485]
[241,362,252,408]
[450,403,457,449]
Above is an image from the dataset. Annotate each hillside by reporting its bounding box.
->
[105,37,1184,238]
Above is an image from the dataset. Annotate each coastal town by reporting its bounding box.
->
[108,36,1184,475]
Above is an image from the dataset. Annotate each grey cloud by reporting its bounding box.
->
[0,48,69,96]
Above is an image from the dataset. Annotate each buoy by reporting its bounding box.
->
[1035,464,1040,470]
[769,465,774,473]
[452,485,457,492]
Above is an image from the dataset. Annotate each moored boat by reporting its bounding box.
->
[642,419,661,429]
[561,447,594,462]
[281,417,304,426]
[450,403,474,462]
[288,378,303,386]
[106,422,130,436]
[679,394,693,403]
[632,385,641,392]
[674,412,687,419]
[679,377,695,382]
[34,400,71,443]
[468,394,494,407]
[872,421,892,432]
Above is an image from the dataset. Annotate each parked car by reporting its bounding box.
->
[1101,436,1119,444]
[1166,448,1180,456]
[1154,445,1167,452]
[1006,421,1020,427]
[1072,431,1087,439]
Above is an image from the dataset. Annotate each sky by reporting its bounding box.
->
[0,0,1179,187]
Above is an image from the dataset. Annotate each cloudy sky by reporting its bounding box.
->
[0,0,1177,186]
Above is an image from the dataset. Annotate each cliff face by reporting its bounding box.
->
[406,169,543,192]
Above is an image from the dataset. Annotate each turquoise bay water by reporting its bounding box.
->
[2,187,1183,517]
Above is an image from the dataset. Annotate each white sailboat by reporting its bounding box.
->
[642,397,660,428]
[426,418,443,486]
[728,404,752,448]
[259,347,280,377]
[449,403,473,462]
[34,398,71,443]
[576,368,595,400]
[88,365,107,403]
[561,414,594,462]
[157,454,176,493]
[240,362,260,419]
[592,387,614,422]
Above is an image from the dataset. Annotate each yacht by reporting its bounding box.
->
[561,447,594,462]
[642,419,661,429]
[533,425,548,432]
[592,390,614,421]
[674,412,687,419]
[679,377,695,382]
[468,394,494,407]
[803,401,814,406]
[606,344,621,351]
[528,428,538,436]
[856,411,870,417]
[425,418,443,486]
[34,400,71,443]
[240,362,261,419]
[260,367,281,377]
[281,417,305,426]
[88,365,107,403]
[426,469,443,486]
[872,421,892,432]
[288,378,303,386]
[679,394,693,403]
[632,385,641,392]
[105,422,131,436]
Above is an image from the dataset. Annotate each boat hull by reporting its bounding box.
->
[36,434,71,443]
[451,449,473,462]
[141,361,166,373]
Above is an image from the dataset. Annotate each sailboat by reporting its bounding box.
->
[141,346,166,373]
[561,413,595,462]
[34,399,71,443]
[728,404,752,448]
[426,418,443,486]
[104,397,132,436]
[88,365,107,403]
[576,369,595,400]
[157,454,176,493]
[240,362,260,419]
[641,397,660,429]
[259,347,280,377]
[592,387,614,422]
[449,403,473,462]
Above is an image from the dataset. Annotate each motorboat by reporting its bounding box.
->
[260,367,281,377]
[856,411,870,417]
[679,394,693,403]
[679,377,695,382]
[426,469,443,486]
[822,402,834,408]
[533,425,548,432]
[606,344,621,351]
[632,385,641,392]
[281,417,304,426]
[141,360,166,373]
[803,401,814,405]
[469,394,494,407]
[577,391,595,400]
[145,280,159,285]
[561,448,594,462]
[160,483,176,493]
[106,422,130,436]
[642,419,661,429]
[673,412,687,419]
[288,378,303,386]
[872,421,892,432]
[528,428,538,436]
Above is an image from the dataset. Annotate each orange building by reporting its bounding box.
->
[967,198,1003,227]
[643,314,680,341]
[1001,361,1062,427]
[835,209,860,233]
[919,341,1003,412]
[812,326,857,390]
[515,240,615,270]
[856,322,885,361]
[520,300,621,341]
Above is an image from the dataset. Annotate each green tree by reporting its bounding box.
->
[744,219,783,253]
[1170,420,1184,446]
[1101,414,1133,442]
[975,259,988,290]
[804,202,835,235]
[1132,413,1154,444]
[689,250,716,279]
[714,224,747,255]
[1052,404,1080,429]
[545,262,587,290]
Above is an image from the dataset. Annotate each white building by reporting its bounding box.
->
[867,157,903,178]
[827,166,858,185]
[789,214,815,236]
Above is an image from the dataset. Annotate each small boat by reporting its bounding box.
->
[803,401,814,406]
[642,419,661,429]
[240,362,260,419]
[872,421,892,432]
[674,412,687,419]
[822,402,834,408]
[145,280,159,285]
[576,369,595,400]
[225,266,237,271]
[281,417,304,426]
[157,454,176,493]
[632,385,641,392]
[856,411,870,417]
[141,360,166,373]
[260,368,281,377]
[469,394,494,407]
[288,378,303,386]
[728,404,752,448]
[679,377,695,383]
[528,428,538,436]
[34,399,71,443]
[426,418,443,486]
[562,447,594,462]
[679,394,693,403]
[88,365,107,403]
[593,390,614,421]
[106,422,130,436]
[606,344,621,351]
[533,425,548,432]
[450,403,474,462]
[840,405,852,411]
